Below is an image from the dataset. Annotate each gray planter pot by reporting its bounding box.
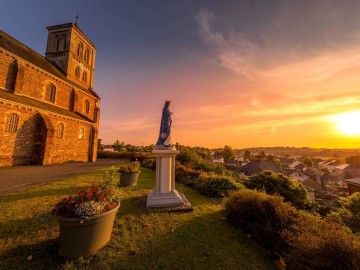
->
[119,172,140,186]
[57,202,120,258]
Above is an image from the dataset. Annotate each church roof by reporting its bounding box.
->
[0,29,99,98]
[237,160,282,176]
[0,88,94,123]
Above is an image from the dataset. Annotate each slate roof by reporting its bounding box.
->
[0,88,93,123]
[344,178,360,186]
[237,160,282,176]
[0,29,99,98]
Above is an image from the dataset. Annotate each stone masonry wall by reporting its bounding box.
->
[0,101,92,166]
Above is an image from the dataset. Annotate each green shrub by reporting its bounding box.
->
[225,189,299,254]
[97,150,130,159]
[243,170,311,210]
[140,158,156,169]
[285,214,360,270]
[175,163,241,197]
[330,192,360,234]
[194,174,243,197]
[225,190,360,269]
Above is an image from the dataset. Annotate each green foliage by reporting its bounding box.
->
[177,145,224,174]
[175,163,242,197]
[140,158,156,169]
[285,214,360,270]
[112,139,125,151]
[330,192,360,234]
[97,139,104,150]
[302,156,312,166]
[226,190,360,269]
[243,170,310,210]
[225,189,299,254]
[222,145,235,162]
[243,150,251,160]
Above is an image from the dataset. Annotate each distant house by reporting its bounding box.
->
[237,160,282,176]
[319,160,341,173]
[224,160,240,170]
[103,146,115,152]
[344,178,360,194]
[212,157,224,164]
[278,157,295,168]
[289,161,306,171]
[342,164,360,178]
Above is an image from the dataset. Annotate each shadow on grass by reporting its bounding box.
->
[96,212,275,270]
[0,212,56,240]
[0,187,87,204]
[0,238,64,270]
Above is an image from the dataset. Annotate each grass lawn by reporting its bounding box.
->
[0,165,276,270]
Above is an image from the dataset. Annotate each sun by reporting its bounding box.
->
[332,111,360,136]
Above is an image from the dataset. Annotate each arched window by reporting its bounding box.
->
[45,83,56,103]
[84,48,90,63]
[85,100,90,115]
[63,35,67,50]
[56,123,64,138]
[82,71,87,82]
[75,66,80,78]
[77,42,83,58]
[78,127,84,140]
[5,113,19,133]
[56,35,60,51]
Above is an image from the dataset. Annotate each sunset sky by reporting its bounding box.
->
[1,0,360,149]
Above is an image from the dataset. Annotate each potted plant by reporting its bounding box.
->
[52,174,120,258]
[119,160,140,186]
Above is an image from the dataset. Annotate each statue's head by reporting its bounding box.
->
[165,100,172,107]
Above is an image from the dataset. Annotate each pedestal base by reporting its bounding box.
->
[146,189,184,208]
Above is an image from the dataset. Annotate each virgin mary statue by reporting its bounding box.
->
[155,100,174,149]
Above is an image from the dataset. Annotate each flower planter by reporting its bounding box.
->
[119,172,140,187]
[57,202,120,258]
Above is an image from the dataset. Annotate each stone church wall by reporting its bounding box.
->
[0,101,92,166]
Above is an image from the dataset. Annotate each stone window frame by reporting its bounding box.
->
[56,35,60,51]
[77,42,83,59]
[82,71,87,82]
[44,83,56,103]
[85,99,90,115]
[5,113,20,133]
[56,123,65,138]
[78,127,85,140]
[75,66,80,78]
[84,48,90,64]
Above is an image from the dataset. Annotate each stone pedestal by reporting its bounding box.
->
[146,149,184,207]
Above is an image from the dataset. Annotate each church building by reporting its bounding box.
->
[0,23,100,166]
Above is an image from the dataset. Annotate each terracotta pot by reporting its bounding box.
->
[57,202,120,258]
[119,172,140,186]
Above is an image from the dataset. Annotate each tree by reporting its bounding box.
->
[243,170,310,210]
[302,156,312,167]
[222,145,235,162]
[243,150,251,160]
[331,192,360,234]
[112,139,124,151]
[97,139,104,151]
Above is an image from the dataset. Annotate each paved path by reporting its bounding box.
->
[0,159,125,196]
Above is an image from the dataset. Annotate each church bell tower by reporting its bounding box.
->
[45,22,96,90]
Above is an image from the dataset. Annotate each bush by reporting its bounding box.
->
[175,163,241,197]
[141,158,156,170]
[225,189,299,254]
[225,190,360,269]
[243,170,310,210]
[285,214,360,270]
[195,174,243,198]
[97,150,130,159]
[330,192,360,234]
